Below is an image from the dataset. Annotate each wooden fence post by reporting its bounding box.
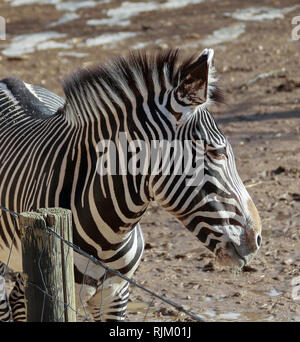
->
[19,208,76,322]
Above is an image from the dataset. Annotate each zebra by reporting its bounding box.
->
[0,48,262,321]
[0,263,11,321]
[0,262,24,322]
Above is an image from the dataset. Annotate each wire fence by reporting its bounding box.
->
[0,205,204,322]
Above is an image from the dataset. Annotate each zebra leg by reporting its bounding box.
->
[9,273,26,322]
[0,296,11,322]
[87,224,144,321]
[0,276,11,322]
[87,278,130,321]
[0,262,11,322]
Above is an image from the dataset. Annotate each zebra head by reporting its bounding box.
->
[63,48,261,270]
[148,49,262,269]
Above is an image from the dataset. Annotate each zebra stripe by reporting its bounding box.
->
[0,263,11,322]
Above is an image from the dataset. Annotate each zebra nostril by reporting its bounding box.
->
[256,234,262,248]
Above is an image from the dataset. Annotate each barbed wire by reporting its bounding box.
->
[0,205,205,322]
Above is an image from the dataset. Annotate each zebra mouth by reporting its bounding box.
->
[230,242,247,266]
[215,243,246,269]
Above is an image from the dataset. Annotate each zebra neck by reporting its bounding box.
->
[61,61,173,130]
[61,72,131,126]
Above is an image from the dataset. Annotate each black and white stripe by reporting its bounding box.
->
[0,263,11,322]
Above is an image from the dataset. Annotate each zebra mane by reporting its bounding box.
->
[62,49,223,122]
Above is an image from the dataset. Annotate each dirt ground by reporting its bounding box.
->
[0,0,299,322]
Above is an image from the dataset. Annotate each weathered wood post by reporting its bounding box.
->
[19,208,76,322]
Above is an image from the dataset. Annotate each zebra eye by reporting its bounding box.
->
[207,147,227,160]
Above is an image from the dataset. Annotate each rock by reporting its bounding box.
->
[290,193,300,201]
[242,265,258,272]
[175,254,186,259]
[145,242,154,249]
[276,79,300,92]
[282,257,295,265]
[158,307,178,316]
[158,43,169,50]
[272,166,286,175]
[279,193,289,201]
[183,33,201,39]
[202,262,214,272]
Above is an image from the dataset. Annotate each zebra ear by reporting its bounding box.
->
[175,48,216,108]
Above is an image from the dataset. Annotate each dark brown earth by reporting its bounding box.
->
[0,0,299,322]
